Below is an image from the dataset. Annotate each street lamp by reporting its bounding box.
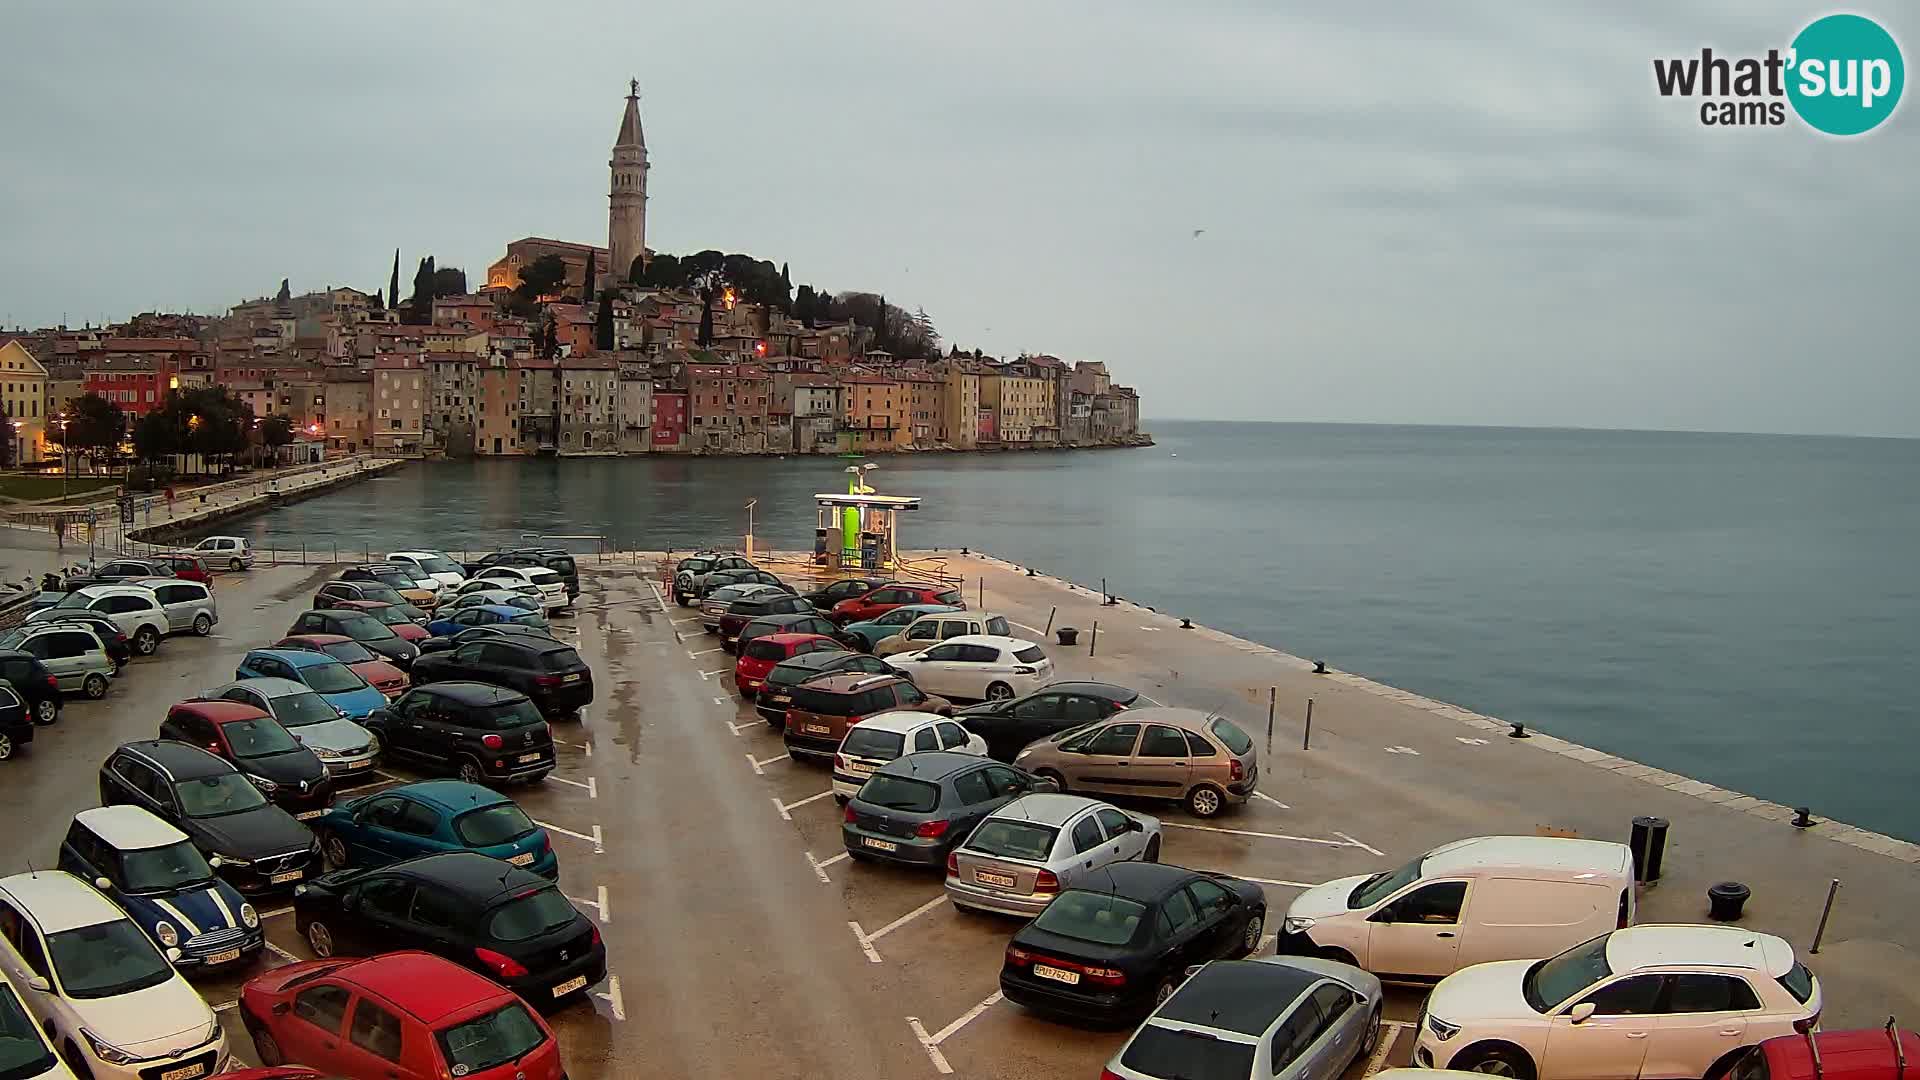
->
[744,498,757,559]
[56,414,71,500]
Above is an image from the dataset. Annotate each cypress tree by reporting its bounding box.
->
[583,255,597,303]
[595,295,615,351]
[388,249,400,311]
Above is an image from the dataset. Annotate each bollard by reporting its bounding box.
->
[978,577,984,609]
[1809,878,1839,954]
[1312,659,1327,674]
[1629,816,1669,884]
[1089,620,1098,657]
[1707,881,1751,922]
[1056,627,1078,647]
[1265,687,1276,754]
[1508,721,1530,739]
[1302,698,1314,750]
[1180,617,1192,629]
[1792,807,1817,829]
[1044,606,1056,635]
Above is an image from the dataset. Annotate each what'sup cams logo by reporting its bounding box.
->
[1654,13,1904,134]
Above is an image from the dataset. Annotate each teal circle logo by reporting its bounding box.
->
[1787,14,1904,135]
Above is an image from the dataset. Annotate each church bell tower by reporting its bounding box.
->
[608,79,649,289]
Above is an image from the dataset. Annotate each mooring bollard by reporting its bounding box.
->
[1792,807,1817,829]
[1707,881,1750,921]
[1630,816,1670,884]
[1508,721,1530,738]
[1810,878,1839,954]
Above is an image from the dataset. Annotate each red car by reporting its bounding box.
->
[274,633,410,698]
[735,632,842,697]
[829,583,966,625]
[154,552,215,584]
[217,1070,328,1080]
[1736,1023,1917,1080]
[241,951,567,1080]
[332,599,430,643]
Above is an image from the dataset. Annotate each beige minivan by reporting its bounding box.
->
[1011,706,1259,818]
[1274,835,1635,982]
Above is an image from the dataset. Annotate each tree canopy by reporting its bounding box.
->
[132,387,255,471]
[62,392,127,461]
[516,255,570,300]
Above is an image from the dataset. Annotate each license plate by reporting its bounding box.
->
[507,852,534,867]
[294,809,326,821]
[270,870,304,884]
[804,723,830,734]
[518,752,542,763]
[205,948,243,965]
[160,1064,207,1080]
[563,673,582,682]
[765,695,789,707]
[862,837,898,852]
[847,761,875,775]
[551,975,588,997]
[1032,964,1080,985]
[975,869,1016,888]
[344,758,371,769]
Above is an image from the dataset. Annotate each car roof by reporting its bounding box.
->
[861,604,955,620]
[116,738,232,780]
[170,699,273,724]
[417,681,532,706]
[942,634,1037,651]
[1038,681,1138,700]
[1606,925,1797,977]
[985,793,1107,827]
[1071,861,1198,900]
[1100,706,1225,733]
[776,650,869,672]
[76,805,190,850]
[74,583,158,598]
[1760,1027,1920,1080]
[802,671,906,693]
[874,750,989,781]
[387,781,512,813]
[460,604,531,618]
[207,676,311,699]
[332,951,516,1025]
[131,577,201,589]
[280,633,352,646]
[1155,958,1322,1037]
[384,851,549,903]
[387,550,440,559]
[852,710,949,734]
[249,648,339,669]
[1419,836,1632,878]
[748,613,823,628]
[760,632,833,646]
[0,871,128,932]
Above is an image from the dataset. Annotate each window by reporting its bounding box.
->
[1158,887,1201,937]
[951,769,995,805]
[1139,725,1189,758]
[354,876,414,921]
[293,984,352,1033]
[1187,878,1235,917]
[937,723,969,750]
[1085,723,1141,757]
[912,727,939,753]
[1388,881,1466,925]
[393,801,441,837]
[1070,816,1104,853]
[1580,974,1667,1016]
[1667,974,1761,1013]
[1271,1001,1324,1070]
[1095,808,1133,838]
[1308,982,1354,1039]
[349,998,405,1062]
[411,886,459,930]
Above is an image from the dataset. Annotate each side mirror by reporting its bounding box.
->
[1372,905,1397,924]
[1568,1002,1597,1025]
[26,976,49,993]
[1032,775,1062,793]
[93,876,112,891]
[271,1001,291,1016]
[1128,818,1145,833]
[208,855,223,868]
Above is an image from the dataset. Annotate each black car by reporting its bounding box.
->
[288,608,420,668]
[801,576,893,613]
[842,751,1050,868]
[0,650,63,726]
[313,580,429,623]
[958,682,1161,762]
[159,701,334,820]
[418,623,561,655]
[0,684,30,762]
[338,563,436,598]
[97,740,322,894]
[754,650,895,727]
[737,613,846,654]
[718,593,828,649]
[1000,862,1268,1026]
[364,682,556,785]
[293,851,605,1004]
[473,548,580,599]
[23,611,134,671]
[409,635,592,717]
[699,567,786,600]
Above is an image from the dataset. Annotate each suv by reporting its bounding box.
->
[0,685,28,763]
[719,593,830,649]
[829,583,967,625]
[44,583,170,655]
[673,553,750,605]
[363,682,556,786]
[19,610,133,670]
[159,700,333,819]
[754,650,896,727]
[0,650,62,725]
[131,577,218,636]
[192,534,254,571]
[874,610,1014,657]
[409,636,592,717]
[782,673,951,763]
[0,624,114,700]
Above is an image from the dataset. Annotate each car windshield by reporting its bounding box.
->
[1349,855,1424,909]
[1209,717,1254,755]
[789,685,858,717]
[743,639,789,661]
[857,774,941,812]
[52,593,95,610]
[0,632,26,651]
[269,690,338,728]
[486,888,578,942]
[416,556,462,575]
[986,617,1011,636]
[455,804,538,847]
[46,920,174,999]
[300,661,365,694]
[966,820,1058,862]
[0,983,56,1079]
[765,663,816,688]
[1120,1026,1257,1080]
[437,1003,546,1075]
[334,614,397,640]
[222,718,302,758]
[1777,962,1816,1004]
[174,773,270,817]
[474,698,546,731]
[369,571,415,590]
[356,584,405,605]
[1523,933,1614,1012]
[120,839,216,892]
[841,728,905,759]
[320,640,377,664]
[1030,890,1148,946]
[681,558,715,574]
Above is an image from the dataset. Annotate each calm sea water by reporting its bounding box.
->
[217,423,1920,841]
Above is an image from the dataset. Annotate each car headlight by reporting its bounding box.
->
[1427,1014,1461,1042]
[81,1028,138,1066]
[366,733,381,755]
[154,920,179,948]
[246,773,278,793]
[239,903,259,929]
[311,744,344,760]
[1282,916,1316,934]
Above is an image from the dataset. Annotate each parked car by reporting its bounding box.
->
[696,567,787,602]
[362,682,556,786]
[19,611,132,671]
[1103,956,1385,1080]
[0,625,113,700]
[192,534,254,571]
[286,608,420,668]
[239,951,567,1080]
[313,580,428,623]
[802,575,893,612]
[958,682,1160,761]
[44,584,170,655]
[875,610,1015,657]
[0,650,61,726]
[0,685,29,762]
[97,740,321,894]
[718,593,827,649]
[238,649,389,720]
[1000,862,1269,1025]
[409,634,591,718]
[674,553,751,604]
[1413,925,1823,1079]
[842,752,1049,867]
[700,582,788,633]
[416,623,559,656]
[1276,836,1636,980]
[198,679,381,781]
[753,650,896,727]
[384,550,468,590]
[159,701,333,819]
[272,634,408,699]
[0,965,66,1080]
[946,794,1160,917]
[783,673,951,763]
[292,852,604,1004]
[830,582,967,625]
[1014,707,1260,818]
[333,600,433,643]
[129,578,218,636]
[470,566,567,612]
[313,781,556,877]
[470,548,579,600]
[831,710,987,801]
[441,589,544,616]
[0,870,228,1080]
[886,635,1053,703]
[150,552,214,584]
[454,577,542,602]
[57,805,264,969]
[425,604,550,638]
[737,613,846,659]
[337,564,445,611]
[1734,1023,1919,1080]
[68,558,174,588]
[734,632,842,698]
[838,603,962,652]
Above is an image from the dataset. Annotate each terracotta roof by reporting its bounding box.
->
[97,337,197,352]
[372,356,418,370]
[559,355,618,369]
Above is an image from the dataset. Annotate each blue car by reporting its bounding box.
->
[57,804,264,968]
[425,603,550,639]
[236,647,388,719]
[312,780,557,878]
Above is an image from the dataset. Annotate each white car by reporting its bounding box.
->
[0,872,228,1080]
[189,536,252,572]
[830,710,987,800]
[43,585,170,656]
[473,565,567,612]
[1413,925,1822,1080]
[384,551,468,590]
[884,635,1053,703]
[0,962,74,1079]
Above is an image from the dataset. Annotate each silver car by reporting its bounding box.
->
[701,583,787,632]
[0,624,115,700]
[1103,956,1383,1080]
[443,589,543,614]
[132,578,218,636]
[946,793,1161,917]
[201,677,381,780]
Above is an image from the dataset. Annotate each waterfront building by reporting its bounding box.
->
[426,354,479,455]
[559,354,620,455]
[901,372,941,447]
[684,363,770,453]
[935,361,982,450]
[650,389,688,450]
[323,369,371,453]
[841,373,908,452]
[617,360,652,454]
[774,374,842,455]
[0,339,49,464]
[474,354,525,457]
[371,355,425,455]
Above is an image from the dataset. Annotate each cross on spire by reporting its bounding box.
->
[629,78,639,100]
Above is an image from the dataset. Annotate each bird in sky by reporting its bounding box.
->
[1191,228,1206,238]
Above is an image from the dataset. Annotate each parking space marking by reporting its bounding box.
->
[713,696,729,706]
[595,975,626,1021]
[1385,745,1421,756]
[847,894,947,963]
[700,668,732,679]
[1009,621,1046,636]
[1334,831,1386,856]
[1162,821,1358,849]
[1365,1020,1413,1077]
[566,886,611,923]
[805,850,849,883]
[746,751,789,776]
[372,769,412,784]
[535,819,605,853]
[258,906,293,920]
[265,941,299,963]
[670,617,701,626]
[726,720,758,737]
[907,990,1003,1075]
[1242,876,1316,888]
[1253,790,1291,809]
[687,647,725,658]
[548,775,597,797]
[213,999,240,1014]
[771,790,834,821]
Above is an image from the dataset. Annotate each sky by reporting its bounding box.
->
[2,2,1914,438]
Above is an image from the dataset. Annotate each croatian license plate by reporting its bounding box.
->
[848,761,874,775]
[205,948,243,965]
[294,809,326,821]
[270,870,304,884]
[160,1064,208,1080]
[765,695,789,707]
[975,869,1016,888]
[862,837,898,852]
[551,975,588,997]
[563,673,581,682]
[518,752,542,763]
[1032,964,1080,985]
[344,758,371,769]
[507,852,534,867]
[804,723,830,734]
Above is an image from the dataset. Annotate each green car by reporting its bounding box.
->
[838,604,961,652]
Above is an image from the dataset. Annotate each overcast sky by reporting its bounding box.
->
[2,2,1913,437]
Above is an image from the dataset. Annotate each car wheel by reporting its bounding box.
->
[305,919,335,958]
[1142,836,1161,862]
[1186,784,1226,818]
[832,793,849,806]
[1242,911,1265,955]
[457,757,485,785]
[0,733,13,761]
[251,1024,285,1067]
[229,557,245,573]
[82,673,108,700]
[192,613,212,636]
[1706,1049,1754,1080]
[1035,768,1068,794]
[985,681,1014,701]
[33,698,57,725]
[1360,1006,1382,1057]
[1457,1043,1537,1080]
[1153,976,1179,1007]
[323,833,350,869]
[61,1040,94,1080]
[133,626,159,655]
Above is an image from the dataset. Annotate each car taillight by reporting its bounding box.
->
[474,947,528,978]
[1013,666,1036,675]
[1033,869,1060,893]
[844,804,857,823]
[916,820,950,839]
[482,734,504,749]
[44,675,58,689]
[1794,1013,1821,1035]
[1229,758,1245,782]
[1005,945,1032,967]
[1102,1072,1124,1080]
[946,851,959,876]
[589,926,601,948]
[834,753,849,770]
[1083,966,1127,986]
[533,674,563,687]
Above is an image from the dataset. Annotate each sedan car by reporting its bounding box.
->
[441,589,544,615]
[945,794,1160,917]
[1014,706,1260,818]
[830,583,967,626]
[801,575,892,612]
[753,649,896,727]
[271,634,408,699]
[287,608,420,668]
[1104,956,1384,1080]
[425,603,550,638]
[958,681,1160,761]
[1000,862,1269,1025]
[409,635,592,717]
[842,752,1049,868]
[158,701,333,820]
[313,781,556,878]
[199,678,381,781]
[1412,926,1822,1080]
[885,635,1053,703]
[292,852,605,1003]
[236,649,388,720]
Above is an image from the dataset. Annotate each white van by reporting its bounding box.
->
[1275,835,1634,982]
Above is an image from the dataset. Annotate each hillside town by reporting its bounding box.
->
[0,83,1146,465]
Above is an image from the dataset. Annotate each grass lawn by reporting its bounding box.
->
[0,473,123,501]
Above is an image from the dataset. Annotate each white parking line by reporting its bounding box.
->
[687,647,725,658]
[566,885,611,923]
[713,697,728,706]
[1162,821,1357,848]
[669,617,701,626]
[257,906,294,920]
[213,999,240,1014]
[1335,831,1386,856]
[847,894,947,962]
[265,941,299,963]
[1243,876,1316,889]
[548,775,597,798]
[1253,790,1291,809]
[1009,621,1046,636]
[700,668,731,679]
[771,790,835,821]
[726,720,759,737]
[907,990,1004,1074]
[1365,1020,1413,1077]
[373,769,410,784]
[535,819,604,853]
[595,974,626,1021]
[746,752,789,776]
[805,850,849,883]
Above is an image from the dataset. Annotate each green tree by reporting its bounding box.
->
[794,285,816,324]
[65,392,126,468]
[388,249,400,311]
[595,295,615,351]
[275,278,291,304]
[259,414,294,464]
[516,254,569,300]
[582,254,597,303]
[131,410,179,467]
[431,266,467,297]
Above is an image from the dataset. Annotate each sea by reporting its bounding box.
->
[213,422,1920,842]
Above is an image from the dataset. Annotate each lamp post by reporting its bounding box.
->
[744,498,757,559]
[57,415,71,500]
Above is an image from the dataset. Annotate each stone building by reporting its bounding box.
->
[371,355,425,455]
[617,361,652,454]
[323,370,371,453]
[558,355,620,455]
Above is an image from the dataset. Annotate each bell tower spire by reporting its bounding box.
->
[608,79,649,287]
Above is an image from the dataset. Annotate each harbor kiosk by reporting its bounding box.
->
[814,464,920,571]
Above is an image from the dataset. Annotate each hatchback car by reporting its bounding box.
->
[409,635,592,717]
[783,673,951,762]
[1413,925,1823,1080]
[0,625,113,700]
[272,635,408,699]
[441,589,544,615]
[336,600,434,643]
[830,582,967,625]
[1001,862,1269,1025]
[842,751,1049,868]
[718,593,824,649]
[734,632,842,698]
[292,852,604,1004]
[0,871,229,1080]
[98,741,321,894]
[129,578,218,636]
[887,635,1053,703]
[150,553,214,584]
[831,711,986,801]
[836,603,960,652]
[0,686,30,763]
[240,951,567,1080]
[312,581,428,624]
[363,683,556,786]
[875,610,1015,657]
[286,609,420,668]
[1015,706,1260,818]
[945,794,1160,917]
[199,679,382,781]
[384,550,468,590]
[470,566,566,611]
[159,701,333,819]
[958,682,1160,761]
[46,584,170,656]
[425,604,550,638]
[801,575,892,612]
[57,805,264,969]
[700,582,789,634]
[238,649,389,720]
[1104,956,1384,1080]
[416,623,560,656]
[753,650,896,727]
[0,966,66,1080]
[737,612,846,658]
[0,649,61,726]
[337,564,443,611]
[1734,1024,1919,1080]
[313,781,556,878]
[191,534,253,571]
[697,567,787,601]
[18,611,132,671]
